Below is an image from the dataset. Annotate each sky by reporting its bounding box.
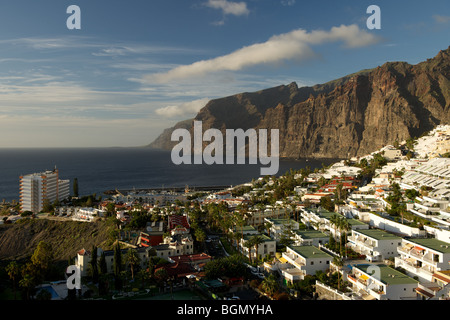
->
[0,0,448,148]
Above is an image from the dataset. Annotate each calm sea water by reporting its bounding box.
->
[0,148,338,202]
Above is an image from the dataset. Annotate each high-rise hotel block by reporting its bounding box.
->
[19,168,70,213]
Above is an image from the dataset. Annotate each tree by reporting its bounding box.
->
[154,268,169,284]
[243,238,254,264]
[194,228,206,243]
[86,196,93,207]
[73,178,79,198]
[329,214,340,243]
[19,273,35,300]
[320,196,334,212]
[31,241,53,277]
[113,243,123,291]
[41,199,53,213]
[332,256,344,290]
[264,221,273,237]
[90,245,99,283]
[338,217,350,257]
[106,202,116,218]
[251,235,264,263]
[6,261,20,299]
[405,189,419,200]
[261,273,279,297]
[19,262,39,300]
[137,269,149,289]
[279,223,294,248]
[99,251,107,275]
[125,248,140,280]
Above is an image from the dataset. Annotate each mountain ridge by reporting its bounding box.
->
[148,46,450,159]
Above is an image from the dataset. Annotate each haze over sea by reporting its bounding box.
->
[0,148,339,202]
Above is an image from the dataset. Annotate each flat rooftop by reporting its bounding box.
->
[405,238,450,254]
[346,218,368,226]
[355,264,418,285]
[294,230,328,239]
[355,228,402,241]
[288,245,332,259]
[266,218,298,225]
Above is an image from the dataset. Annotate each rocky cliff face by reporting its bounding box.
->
[148,47,450,159]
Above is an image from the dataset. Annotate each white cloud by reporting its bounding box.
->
[155,98,210,118]
[205,0,250,16]
[281,0,296,6]
[147,24,382,83]
[433,15,450,24]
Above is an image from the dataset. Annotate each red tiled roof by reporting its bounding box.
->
[77,248,90,256]
[168,215,190,230]
[155,262,194,278]
[169,253,212,264]
[433,273,450,284]
[415,287,434,299]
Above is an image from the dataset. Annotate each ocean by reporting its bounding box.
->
[0,148,339,202]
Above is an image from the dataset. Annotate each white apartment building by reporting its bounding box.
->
[75,247,152,277]
[153,233,194,260]
[300,207,335,232]
[293,229,329,247]
[239,234,276,261]
[264,218,299,240]
[72,207,106,222]
[301,208,368,238]
[395,237,450,282]
[347,229,402,262]
[347,264,418,300]
[113,190,187,205]
[281,245,332,283]
[20,168,70,214]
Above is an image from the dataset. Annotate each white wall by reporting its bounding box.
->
[369,212,426,237]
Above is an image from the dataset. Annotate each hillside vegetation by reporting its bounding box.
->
[0,218,116,262]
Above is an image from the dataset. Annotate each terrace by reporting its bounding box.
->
[282,251,306,269]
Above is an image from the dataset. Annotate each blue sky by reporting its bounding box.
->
[0,0,448,147]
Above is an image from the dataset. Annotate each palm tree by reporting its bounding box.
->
[338,217,350,258]
[125,248,140,280]
[329,214,341,243]
[251,235,264,263]
[137,269,149,289]
[332,256,344,290]
[19,273,35,300]
[243,238,254,263]
[264,221,273,237]
[261,273,279,297]
[233,231,243,250]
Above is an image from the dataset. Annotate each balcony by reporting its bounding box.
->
[348,235,375,250]
[397,246,437,265]
[395,257,434,280]
[282,252,306,270]
[282,267,305,282]
[368,288,384,300]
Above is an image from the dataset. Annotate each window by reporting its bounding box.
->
[311,261,314,265]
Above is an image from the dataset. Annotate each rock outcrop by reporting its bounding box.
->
[148,47,450,159]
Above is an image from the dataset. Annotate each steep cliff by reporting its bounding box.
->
[148,47,450,159]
